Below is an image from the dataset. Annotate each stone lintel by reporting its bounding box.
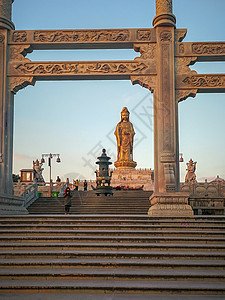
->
[176,74,225,93]
[8,60,156,81]
[176,42,225,61]
[8,29,156,49]
[148,192,193,216]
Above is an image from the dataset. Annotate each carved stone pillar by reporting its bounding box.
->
[0,29,14,195]
[148,1,193,216]
[0,0,14,197]
[153,0,176,28]
[152,27,179,194]
[0,0,15,30]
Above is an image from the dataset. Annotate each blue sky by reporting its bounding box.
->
[12,0,225,182]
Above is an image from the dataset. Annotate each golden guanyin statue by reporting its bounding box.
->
[114,107,137,168]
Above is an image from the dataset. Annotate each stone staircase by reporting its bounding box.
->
[28,190,152,214]
[0,214,225,298]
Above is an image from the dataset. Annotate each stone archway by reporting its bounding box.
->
[0,0,224,215]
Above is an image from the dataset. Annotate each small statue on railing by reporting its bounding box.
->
[33,159,45,183]
[185,158,197,183]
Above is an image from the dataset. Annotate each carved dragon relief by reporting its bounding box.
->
[14,61,148,75]
[175,56,198,75]
[10,29,155,44]
[33,30,130,43]
[10,44,33,61]
[160,31,172,42]
[136,30,152,41]
[192,43,225,55]
[133,43,156,60]
[13,31,27,42]
[175,56,198,102]
[9,44,34,93]
[176,42,225,57]
[131,44,157,92]
[183,75,225,88]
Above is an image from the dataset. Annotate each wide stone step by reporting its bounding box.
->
[1,279,225,294]
[1,241,225,251]
[1,217,225,226]
[2,215,225,220]
[1,229,224,237]
[0,249,224,260]
[1,235,225,244]
[1,224,225,231]
[0,267,224,281]
[1,258,225,270]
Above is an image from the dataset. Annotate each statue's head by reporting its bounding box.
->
[121,107,129,121]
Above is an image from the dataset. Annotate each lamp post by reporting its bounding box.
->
[41,153,61,197]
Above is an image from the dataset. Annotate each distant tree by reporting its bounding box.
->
[12,174,20,182]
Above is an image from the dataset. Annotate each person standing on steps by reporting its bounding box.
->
[63,187,72,215]
[75,179,79,191]
[84,180,87,191]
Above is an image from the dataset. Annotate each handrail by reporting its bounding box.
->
[58,181,69,197]
[180,181,225,197]
[22,182,38,208]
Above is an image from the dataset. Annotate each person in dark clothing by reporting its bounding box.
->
[63,187,72,215]
[84,180,87,191]
[56,176,61,183]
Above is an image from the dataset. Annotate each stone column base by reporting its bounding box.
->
[148,192,193,216]
[0,194,29,215]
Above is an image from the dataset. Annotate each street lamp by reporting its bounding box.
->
[41,153,61,197]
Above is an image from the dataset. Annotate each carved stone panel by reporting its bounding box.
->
[176,74,225,93]
[176,42,225,60]
[176,89,198,103]
[10,77,35,94]
[9,29,157,47]
[192,43,225,55]
[134,43,156,60]
[10,45,32,61]
[10,61,149,77]
[33,30,130,43]
[183,75,225,88]
[130,75,156,92]
[175,56,197,75]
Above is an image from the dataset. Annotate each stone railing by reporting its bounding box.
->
[180,181,225,198]
[181,181,225,215]
[58,181,70,197]
[22,183,38,208]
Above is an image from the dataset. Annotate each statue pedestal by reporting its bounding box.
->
[114,160,137,168]
[148,192,193,216]
[111,168,154,191]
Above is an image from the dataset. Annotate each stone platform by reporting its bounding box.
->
[111,168,154,191]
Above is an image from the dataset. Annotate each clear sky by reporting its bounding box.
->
[12,0,225,183]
